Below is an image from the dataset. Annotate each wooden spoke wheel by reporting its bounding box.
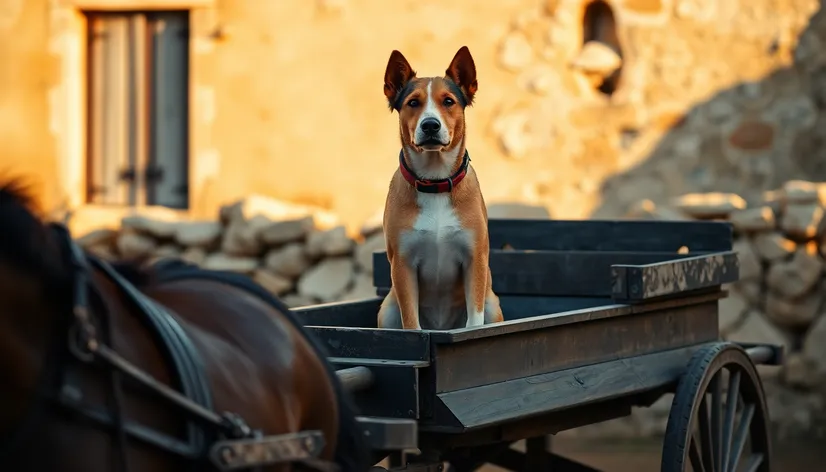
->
[662,342,771,472]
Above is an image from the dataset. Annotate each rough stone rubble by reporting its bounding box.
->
[76,196,387,309]
[568,179,826,441]
[73,180,826,440]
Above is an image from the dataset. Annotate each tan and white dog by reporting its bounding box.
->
[376,46,504,331]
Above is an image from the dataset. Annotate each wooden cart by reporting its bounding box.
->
[298,219,782,472]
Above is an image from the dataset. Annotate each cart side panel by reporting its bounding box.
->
[432,344,700,430]
[495,295,614,320]
[308,326,430,361]
[611,251,739,301]
[293,297,383,328]
[295,295,618,327]
[432,298,720,393]
[487,219,733,251]
[373,250,703,298]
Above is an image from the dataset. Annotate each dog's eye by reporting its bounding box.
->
[407,99,420,108]
[443,97,455,107]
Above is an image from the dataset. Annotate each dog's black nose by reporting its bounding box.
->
[420,118,441,134]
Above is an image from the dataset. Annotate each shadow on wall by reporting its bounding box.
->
[591,3,826,219]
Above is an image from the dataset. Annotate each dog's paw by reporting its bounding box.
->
[465,311,485,328]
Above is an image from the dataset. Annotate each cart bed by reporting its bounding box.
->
[293,220,781,441]
[300,292,724,431]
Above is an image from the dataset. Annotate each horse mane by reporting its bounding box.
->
[0,177,142,287]
[0,178,39,214]
[0,177,70,285]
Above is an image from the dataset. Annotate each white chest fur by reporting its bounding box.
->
[399,193,473,327]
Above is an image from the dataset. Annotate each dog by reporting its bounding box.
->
[376,46,504,331]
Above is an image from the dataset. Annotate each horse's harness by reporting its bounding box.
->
[0,223,339,472]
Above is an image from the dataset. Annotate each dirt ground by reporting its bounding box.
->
[375,435,825,470]
[476,436,826,471]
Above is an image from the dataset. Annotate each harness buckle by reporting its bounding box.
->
[68,322,96,362]
[220,412,254,439]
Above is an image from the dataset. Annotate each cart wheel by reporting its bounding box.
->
[662,342,771,472]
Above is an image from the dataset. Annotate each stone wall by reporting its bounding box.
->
[568,179,826,441]
[595,1,826,220]
[74,195,550,308]
[75,195,389,309]
[636,180,826,386]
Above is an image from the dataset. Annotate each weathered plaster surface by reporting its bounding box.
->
[0,0,823,230]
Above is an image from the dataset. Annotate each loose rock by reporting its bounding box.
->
[219,194,339,229]
[733,238,762,280]
[760,189,785,216]
[259,216,315,246]
[221,215,271,257]
[264,243,311,279]
[765,243,822,298]
[752,232,796,261]
[732,280,763,306]
[719,289,748,334]
[174,221,223,248]
[625,199,688,220]
[765,289,821,328]
[671,192,747,219]
[116,231,158,260]
[726,310,792,347]
[297,257,355,302]
[355,233,385,274]
[339,273,377,301]
[202,253,259,274]
[803,314,826,380]
[360,210,384,238]
[305,226,355,259]
[780,203,824,239]
[728,206,776,232]
[121,215,178,239]
[781,180,826,205]
[180,247,207,265]
[253,269,293,296]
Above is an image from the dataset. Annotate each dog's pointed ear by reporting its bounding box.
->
[445,46,477,106]
[384,50,416,111]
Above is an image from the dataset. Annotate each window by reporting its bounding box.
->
[85,10,190,209]
[581,0,623,96]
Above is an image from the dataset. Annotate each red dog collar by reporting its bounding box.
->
[398,150,470,194]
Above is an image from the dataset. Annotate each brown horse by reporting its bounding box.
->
[0,179,371,472]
